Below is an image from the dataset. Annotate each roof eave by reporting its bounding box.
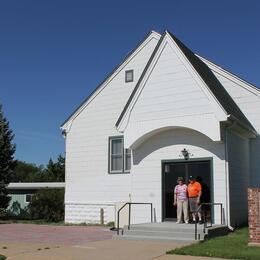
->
[227,115,258,137]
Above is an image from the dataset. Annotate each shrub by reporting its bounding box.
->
[6,201,30,219]
[28,188,64,222]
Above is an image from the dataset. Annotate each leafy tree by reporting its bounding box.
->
[44,155,65,182]
[0,105,16,216]
[29,188,64,222]
[12,155,65,182]
[11,160,44,182]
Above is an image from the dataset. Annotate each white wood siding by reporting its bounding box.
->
[121,39,225,149]
[130,42,219,123]
[211,70,260,187]
[227,129,250,226]
[64,36,159,223]
[250,137,260,186]
[212,71,260,132]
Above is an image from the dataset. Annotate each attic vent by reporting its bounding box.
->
[125,70,134,83]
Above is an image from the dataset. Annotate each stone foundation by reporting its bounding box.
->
[65,203,115,224]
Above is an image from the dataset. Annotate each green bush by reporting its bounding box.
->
[28,188,64,222]
[0,255,6,260]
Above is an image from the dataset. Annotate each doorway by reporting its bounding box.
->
[162,159,212,221]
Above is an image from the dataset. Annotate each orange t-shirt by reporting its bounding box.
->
[188,181,201,197]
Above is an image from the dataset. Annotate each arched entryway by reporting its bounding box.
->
[129,126,225,224]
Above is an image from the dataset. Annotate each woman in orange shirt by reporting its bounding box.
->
[187,176,202,224]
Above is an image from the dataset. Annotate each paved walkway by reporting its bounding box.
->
[0,224,223,260]
[0,224,112,245]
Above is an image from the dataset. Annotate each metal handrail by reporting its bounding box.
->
[195,202,223,240]
[117,202,153,235]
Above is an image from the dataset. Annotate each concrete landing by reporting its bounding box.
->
[116,222,229,242]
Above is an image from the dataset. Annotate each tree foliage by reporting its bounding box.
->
[28,188,65,222]
[45,155,65,182]
[11,161,43,182]
[12,155,65,182]
[0,105,16,215]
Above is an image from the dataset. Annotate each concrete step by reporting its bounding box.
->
[116,234,196,243]
[115,222,230,242]
[126,223,205,233]
[122,228,205,240]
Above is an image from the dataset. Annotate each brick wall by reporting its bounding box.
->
[248,188,260,246]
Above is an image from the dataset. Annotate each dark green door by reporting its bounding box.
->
[162,160,211,221]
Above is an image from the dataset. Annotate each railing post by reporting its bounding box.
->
[151,203,153,223]
[195,220,197,240]
[117,202,154,236]
[194,202,224,240]
[203,205,206,232]
[128,203,131,230]
[117,210,120,235]
[221,204,223,224]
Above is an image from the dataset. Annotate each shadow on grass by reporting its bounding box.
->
[167,227,260,260]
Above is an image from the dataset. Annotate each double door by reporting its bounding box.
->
[162,160,211,221]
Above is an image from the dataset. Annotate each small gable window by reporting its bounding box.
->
[109,136,131,173]
[125,70,134,83]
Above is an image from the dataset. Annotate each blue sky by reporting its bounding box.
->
[1,0,260,165]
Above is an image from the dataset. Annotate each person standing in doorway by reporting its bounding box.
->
[188,176,203,224]
[173,177,189,224]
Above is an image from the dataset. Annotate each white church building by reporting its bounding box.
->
[61,30,260,227]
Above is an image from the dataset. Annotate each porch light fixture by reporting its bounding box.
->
[181,148,190,160]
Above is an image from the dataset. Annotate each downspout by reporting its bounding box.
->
[61,129,68,222]
[224,120,235,231]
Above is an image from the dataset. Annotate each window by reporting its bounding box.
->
[125,70,134,83]
[110,137,123,172]
[25,194,33,203]
[109,136,131,173]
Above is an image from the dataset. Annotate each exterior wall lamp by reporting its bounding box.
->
[181,148,190,160]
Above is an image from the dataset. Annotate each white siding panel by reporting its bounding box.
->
[227,130,250,226]
[212,71,260,187]
[250,136,260,187]
[213,71,260,132]
[129,43,216,126]
[64,37,159,223]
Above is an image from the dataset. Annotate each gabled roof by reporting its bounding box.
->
[116,30,256,134]
[196,54,260,96]
[61,31,161,129]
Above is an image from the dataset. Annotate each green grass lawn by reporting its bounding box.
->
[167,227,260,260]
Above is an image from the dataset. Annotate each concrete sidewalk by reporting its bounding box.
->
[0,224,225,259]
[0,239,223,260]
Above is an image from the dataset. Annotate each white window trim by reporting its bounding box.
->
[109,136,124,173]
